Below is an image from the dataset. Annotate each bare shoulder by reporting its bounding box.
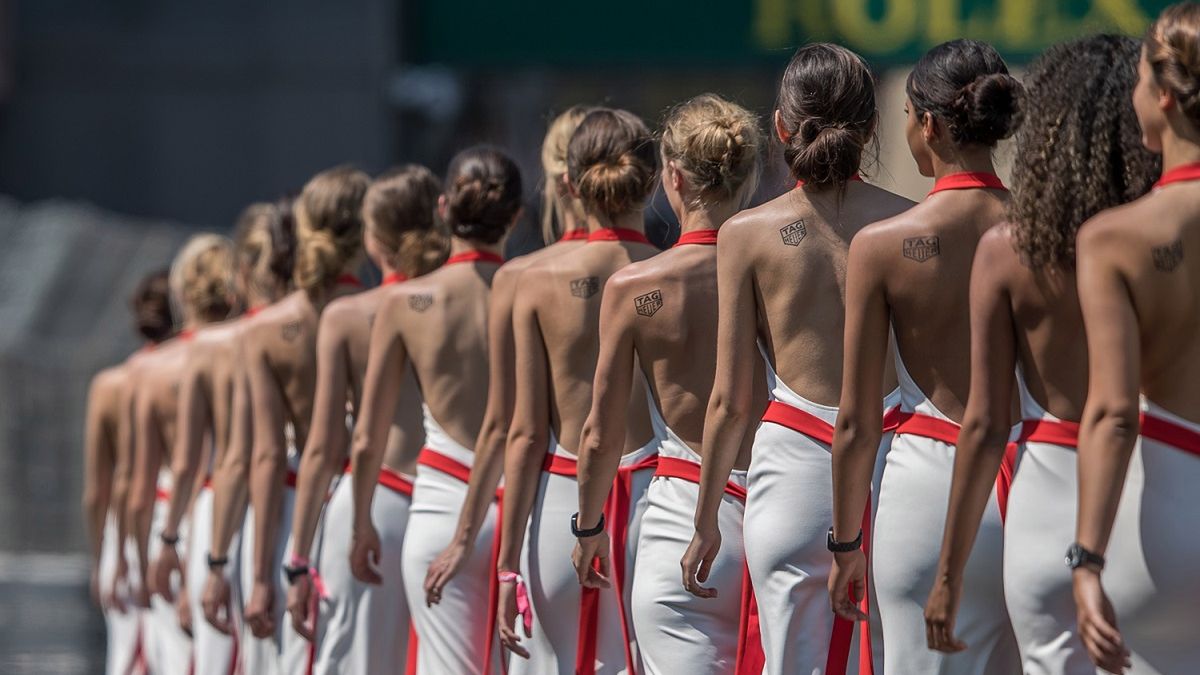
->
[320,292,369,332]
[90,363,128,397]
[858,182,918,222]
[976,222,1020,264]
[720,193,792,239]
[1077,200,1146,259]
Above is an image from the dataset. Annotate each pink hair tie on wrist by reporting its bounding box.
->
[498,570,532,633]
[288,554,327,598]
[288,553,310,568]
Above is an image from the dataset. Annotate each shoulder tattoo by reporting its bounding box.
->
[780,219,807,246]
[903,236,940,263]
[281,321,302,342]
[1152,239,1183,272]
[409,294,434,312]
[634,289,663,317]
[570,276,600,299]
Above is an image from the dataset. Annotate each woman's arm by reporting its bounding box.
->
[244,334,289,638]
[573,276,638,588]
[682,228,759,598]
[425,269,516,604]
[82,374,116,606]
[925,230,1017,651]
[829,231,891,621]
[127,387,163,607]
[348,295,409,585]
[203,369,252,635]
[1073,222,1138,674]
[496,281,551,658]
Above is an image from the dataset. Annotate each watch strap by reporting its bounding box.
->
[571,512,606,538]
[827,527,863,553]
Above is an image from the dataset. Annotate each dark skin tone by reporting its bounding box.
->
[1072,50,1200,675]
[286,235,424,640]
[923,223,1088,652]
[348,235,508,586]
[496,203,657,658]
[686,112,911,598]
[242,275,362,640]
[829,102,1009,622]
[574,156,766,590]
[423,196,588,607]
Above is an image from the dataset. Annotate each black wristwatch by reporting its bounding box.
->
[571,512,606,538]
[827,527,863,553]
[1065,543,1105,571]
[160,532,180,547]
[206,553,229,570]
[282,563,310,584]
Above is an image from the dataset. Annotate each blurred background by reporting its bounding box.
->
[0,0,1171,672]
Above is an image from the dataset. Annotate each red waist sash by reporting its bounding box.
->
[542,451,659,675]
[417,447,472,483]
[342,462,415,497]
[1017,418,1080,448]
[1140,411,1200,457]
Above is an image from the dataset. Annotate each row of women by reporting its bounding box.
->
[83,4,1199,674]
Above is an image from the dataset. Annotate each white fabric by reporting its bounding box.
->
[746,354,866,675]
[239,452,309,675]
[189,486,238,675]
[1098,399,1199,674]
[511,438,656,675]
[100,515,143,675]
[872,350,1019,674]
[312,472,413,674]
[631,399,748,675]
[401,408,498,675]
[145,471,192,675]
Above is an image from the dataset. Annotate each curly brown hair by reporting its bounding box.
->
[1009,34,1161,269]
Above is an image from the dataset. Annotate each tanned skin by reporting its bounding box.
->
[84,362,134,609]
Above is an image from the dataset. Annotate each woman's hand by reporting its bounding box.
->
[150,543,182,601]
[681,524,721,598]
[496,576,531,659]
[572,534,611,589]
[828,549,868,621]
[349,523,383,585]
[244,580,276,639]
[288,574,316,641]
[924,574,967,653]
[424,540,467,607]
[202,570,234,635]
[1073,569,1130,674]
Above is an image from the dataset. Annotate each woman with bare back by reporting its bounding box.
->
[829,39,1023,673]
[84,269,173,675]
[347,146,520,674]
[422,107,593,617]
[238,166,371,673]
[1072,5,1200,673]
[920,35,1158,674]
[682,44,912,674]
[571,94,763,675]
[128,235,237,674]
[283,166,444,673]
[147,202,295,675]
[495,108,660,675]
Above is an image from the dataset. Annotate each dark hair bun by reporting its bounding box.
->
[776,43,877,187]
[130,269,174,343]
[568,108,659,218]
[908,39,1022,147]
[445,146,522,245]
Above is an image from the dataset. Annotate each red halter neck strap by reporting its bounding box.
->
[382,272,409,286]
[1154,162,1200,190]
[336,274,364,288]
[445,250,505,266]
[928,171,1006,196]
[243,305,264,319]
[587,227,651,245]
[795,174,863,189]
[559,228,590,242]
[177,328,196,341]
[673,229,720,247]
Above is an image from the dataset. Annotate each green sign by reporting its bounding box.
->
[409,0,1172,66]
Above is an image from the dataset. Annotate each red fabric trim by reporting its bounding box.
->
[890,411,961,445]
[243,305,264,318]
[484,488,506,675]
[382,272,409,286]
[761,401,836,445]
[377,466,415,496]
[285,469,298,488]
[673,229,719,248]
[177,328,197,342]
[559,228,590,242]
[417,448,472,483]
[541,452,579,477]
[881,405,904,432]
[155,487,171,502]
[1017,418,1080,447]
[1154,162,1200,190]
[445,250,505,266]
[1140,411,1200,457]
[995,442,1018,524]
[825,500,875,675]
[927,171,1006,196]
[335,274,364,288]
[653,456,747,501]
[587,227,651,245]
[735,564,765,675]
[604,454,658,675]
[405,623,419,675]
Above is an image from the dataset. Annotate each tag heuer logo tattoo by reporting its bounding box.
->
[634,290,663,317]
[408,294,433,312]
[281,321,302,342]
[903,236,941,263]
[779,220,807,246]
[1153,239,1183,272]
[570,277,600,299]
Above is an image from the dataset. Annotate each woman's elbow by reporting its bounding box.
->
[958,415,1013,454]
[505,426,545,465]
[1088,400,1141,446]
[708,392,752,428]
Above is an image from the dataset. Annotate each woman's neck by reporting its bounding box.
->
[585,211,645,234]
[448,236,503,257]
[679,201,739,235]
[1159,127,1200,172]
[931,146,997,180]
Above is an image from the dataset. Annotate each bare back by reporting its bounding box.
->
[730,182,912,405]
[866,186,1008,420]
[518,240,658,455]
[188,320,252,471]
[133,337,193,469]
[383,261,498,450]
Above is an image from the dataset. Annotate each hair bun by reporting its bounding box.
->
[953,72,1022,146]
[293,165,370,295]
[568,108,658,219]
[1146,3,1200,128]
[444,146,523,245]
